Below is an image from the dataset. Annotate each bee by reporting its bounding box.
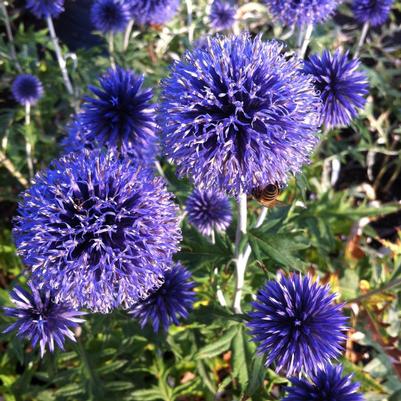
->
[251,183,285,208]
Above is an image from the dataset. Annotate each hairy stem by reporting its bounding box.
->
[0,1,22,72]
[123,19,134,51]
[24,102,34,179]
[46,16,74,96]
[348,278,401,305]
[233,193,248,314]
[298,23,313,58]
[185,0,194,43]
[0,150,29,187]
[108,32,115,68]
[354,21,369,59]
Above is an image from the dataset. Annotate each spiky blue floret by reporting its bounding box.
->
[12,74,44,106]
[186,189,232,236]
[13,149,182,313]
[209,0,237,31]
[3,282,85,357]
[263,0,341,26]
[352,0,393,27]
[61,118,93,154]
[283,364,364,401]
[25,0,64,18]
[129,263,196,332]
[248,274,347,376]
[303,50,369,129]
[125,0,179,25]
[159,33,321,197]
[91,0,131,33]
[78,67,158,163]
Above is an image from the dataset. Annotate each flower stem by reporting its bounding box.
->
[24,102,34,179]
[233,193,248,314]
[0,1,22,72]
[46,16,74,96]
[354,21,369,59]
[0,150,28,187]
[108,32,116,68]
[298,23,313,58]
[123,19,134,51]
[347,278,401,305]
[185,0,194,43]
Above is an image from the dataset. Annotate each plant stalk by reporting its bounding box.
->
[354,21,369,59]
[24,102,34,179]
[123,19,134,51]
[298,23,313,58]
[108,32,116,68]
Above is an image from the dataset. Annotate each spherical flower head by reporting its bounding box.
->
[12,74,44,106]
[352,0,393,27]
[303,50,369,129]
[263,0,341,26]
[159,33,321,197]
[283,364,364,401]
[186,189,232,236]
[13,149,182,313]
[210,0,237,31]
[91,0,131,33]
[248,274,347,376]
[126,0,179,25]
[79,66,158,164]
[25,0,64,18]
[3,282,85,358]
[129,263,196,332]
[61,118,93,155]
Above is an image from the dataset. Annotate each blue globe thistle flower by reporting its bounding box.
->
[248,274,347,376]
[129,263,195,332]
[91,0,131,33]
[78,67,158,164]
[186,189,232,236]
[209,0,237,31]
[283,364,364,401]
[3,282,85,358]
[352,0,393,27]
[13,150,182,313]
[125,0,179,25]
[263,0,341,26]
[25,0,64,19]
[303,50,369,129]
[61,118,93,155]
[12,74,44,106]
[159,34,321,197]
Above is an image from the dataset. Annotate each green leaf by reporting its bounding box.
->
[54,383,85,397]
[130,388,164,401]
[245,354,266,397]
[196,325,239,359]
[232,325,254,390]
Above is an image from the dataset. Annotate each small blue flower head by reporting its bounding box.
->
[91,0,131,33]
[263,0,341,26]
[186,189,232,236]
[25,0,64,18]
[160,33,321,197]
[129,263,196,332]
[13,149,182,313]
[210,0,237,31]
[12,74,44,106]
[126,0,179,25]
[3,282,85,358]
[304,50,369,129]
[61,118,93,155]
[283,364,364,401]
[79,67,158,163]
[352,0,393,27]
[248,274,347,376]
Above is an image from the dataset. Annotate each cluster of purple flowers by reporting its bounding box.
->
[5,2,380,395]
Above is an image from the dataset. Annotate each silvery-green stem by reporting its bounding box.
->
[185,0,194,43]
[298,23,313,58]
[123,19,134,51]
[1,1,22,72]
[46,16,74,96]
[233,193,248,314]
[108,32,116,68]
[0,150,28,187]
[214,267,227,307]
[24,102,34,179]
[354,21,369,59]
